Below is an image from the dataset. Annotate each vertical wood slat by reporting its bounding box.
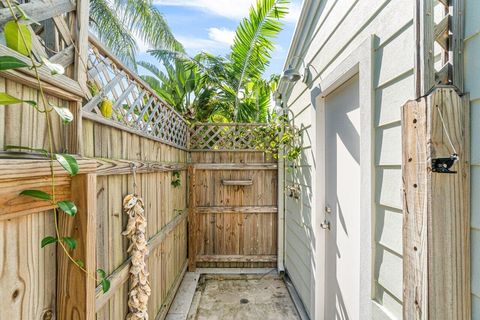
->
[188,165,196,271]
[402,87,470,320]
[74,0,89,94]
[57,174,96,320]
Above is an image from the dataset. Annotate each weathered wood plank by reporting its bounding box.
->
[0,158,97,179]
[57,174,96,320]
[0,0,76,26]
[196,255,277,263]
[196,206,278,214]
[188,165,196,272]
[194,163,277,170]
[94,158,186,176]
[402,87,470,320]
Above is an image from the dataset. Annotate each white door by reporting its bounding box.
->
[323,75,361,320]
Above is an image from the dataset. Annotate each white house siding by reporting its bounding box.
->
[282,0,415,318]
[465,0,480,317]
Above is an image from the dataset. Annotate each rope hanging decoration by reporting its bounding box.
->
[123,165,151,320]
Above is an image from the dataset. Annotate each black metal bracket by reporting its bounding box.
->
[431,154,458,174]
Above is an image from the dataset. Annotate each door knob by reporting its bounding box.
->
[320,219,330,230]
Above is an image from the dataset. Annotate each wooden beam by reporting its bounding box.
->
[94,158,187,176]
[194,163,277,170]
[196,206,278,214]
[74,0,89,94]
[0,0,76,26]
[196,255,277,263]
[402,87,470,320]
[0,175,71,220]
[0,157,97,179]
[221,179,253,186]
[0,46,85,98]
[188,165,196,271]
[57,174,97,320]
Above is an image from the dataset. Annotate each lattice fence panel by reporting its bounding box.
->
[83,36,189,149]
[189,123,272,151]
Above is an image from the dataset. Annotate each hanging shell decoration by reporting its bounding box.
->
[123,194,151,320]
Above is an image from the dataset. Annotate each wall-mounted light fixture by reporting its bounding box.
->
[282,55,309,84]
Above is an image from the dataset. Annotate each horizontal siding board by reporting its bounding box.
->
[464,36,480,101]
[471,100,480,164]
[374,72,414,127]
[375,124,402,166]
[472,167,480,229]
[472,230,480,297]
[376,166,402,209]
[375,205,403,255]
[374,24,415,87]
[375,244,403,301]
[374,285,402,319]
[465,0,480,38]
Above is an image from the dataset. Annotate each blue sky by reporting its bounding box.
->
[136,0,303,78]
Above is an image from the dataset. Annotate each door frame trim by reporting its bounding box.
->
[311,36,374,320]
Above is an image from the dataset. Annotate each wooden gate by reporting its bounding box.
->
[188,124,278,269]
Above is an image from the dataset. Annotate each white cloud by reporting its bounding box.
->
[154,0,301,23]
[208,27,235,45]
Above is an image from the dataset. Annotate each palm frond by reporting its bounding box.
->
[230,0,288,115]
[90,0,137,66]
[114,0,184,52]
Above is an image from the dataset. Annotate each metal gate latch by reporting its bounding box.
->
[431,154,458,174]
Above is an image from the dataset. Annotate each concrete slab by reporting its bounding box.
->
[193,276,300,320]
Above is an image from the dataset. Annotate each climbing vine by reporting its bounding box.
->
[0,1,110,292]
[253,114,302,161]
[171,170,181,188]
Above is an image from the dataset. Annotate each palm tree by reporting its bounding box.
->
[89,0,183,68]
[144,0,288,122]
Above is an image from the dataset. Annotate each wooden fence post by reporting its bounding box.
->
[188,165,196,271]
[57,173,96,320]
[402,87,470,320]
[74,0,89,94]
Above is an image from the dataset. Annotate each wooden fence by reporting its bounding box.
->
[0,0,191,319]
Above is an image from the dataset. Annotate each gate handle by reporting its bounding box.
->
[222,179,253,186]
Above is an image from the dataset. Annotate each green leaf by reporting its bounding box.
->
[75,259,85,268]
[101,279,111,293]
[42,57,65,75]
[57,200,77,216]
[51,104,73,123]
[55,154,79,176]
[4,20,32,56]
[0,56,29,71]
[41,236,58,248]
[62,237,77,250]
[20,189,51,200]
[0,92,37,107]
[96,268,107,279]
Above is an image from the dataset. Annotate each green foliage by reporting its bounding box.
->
[51,104,74,124]
[171,171,181,188]
[90,0,184,68]
[20,189,52,200]
[57,201,77,217]
[55,154,79,176]
[97,269,111,293]
[143,0,288,123]
[4,20,31,56]
[0,92,36,107]
[62,237,77,250]
[41,236,58,248]
[252,114,302,161]
[0,56,29,70]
